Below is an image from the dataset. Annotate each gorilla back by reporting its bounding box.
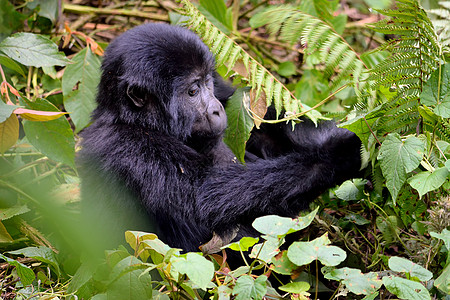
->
[79,23,362,252]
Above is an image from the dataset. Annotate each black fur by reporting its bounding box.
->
[79,23,362,253]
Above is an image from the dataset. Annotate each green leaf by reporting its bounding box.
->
[279,281,310,294]
[382,276,431,300]
[0,100,17,123]
[277,61,296,77]
[0,113,19,153]
[434,263,450,294]
[420,63,450,118]
[225,236,259,252]
[171,253,214,290]
[407,168,449,198]
[323,267,382,295]
[250,237,281,263]
[223,88,254,163]
[378,133,425,202]
[335,179,367,201]
[0,33,70,67]
[9,246,60,276]
[62,47,101,132]
[252,207,318,237]
[270,251,297,275]
[232,275,267,300]
[0,205,30,220]
[430,228,450,250]
[0,1,26,41]
[107,256,153,300]
[388,256,432,281]
[0,54,26,77]
[287,233,347,267]
[0,254,35,286]
[26,0,58,23]
[21,97,75,167]
[199,0,233,33]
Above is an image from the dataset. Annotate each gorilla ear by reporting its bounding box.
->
[127,85,150,108]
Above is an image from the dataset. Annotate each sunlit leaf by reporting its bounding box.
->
[287,233,346,267]
[0,33,70,67]
[407,168,449,198]
[232,275,267,300]
[382,276,431,300]
[171,253,215,290]
[324,267,382,295]
[388,256,433,281]
[14,107,66,121]
[0,113,19,153]
[378,133,425,202]
[62,47,101,132]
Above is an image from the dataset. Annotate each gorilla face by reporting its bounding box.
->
[178,73,227,138]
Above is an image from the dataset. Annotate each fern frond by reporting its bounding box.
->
[179,0,307,118]
[367,0,443,135]
[250,6,368,99]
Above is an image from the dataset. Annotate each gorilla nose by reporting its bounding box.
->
[207,100,227,131]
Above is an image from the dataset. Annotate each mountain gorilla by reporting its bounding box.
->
[78,23,362,253]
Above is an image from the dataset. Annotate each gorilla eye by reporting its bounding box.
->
[188,84,199,97]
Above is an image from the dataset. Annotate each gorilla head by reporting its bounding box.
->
[95,23,227,141]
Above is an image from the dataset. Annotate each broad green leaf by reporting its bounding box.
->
[382,276,431,300]
[224,236,259,252]
[217,285,232,300]
[224,88,254,163]
[250,237,281,263]
[0,205,29,221]
[343,213,371,225]
[125,231,158,250]
[0,221,13,242]
[0,253,35,286]
[0,54,26,77]
[388,256,432,281]
[9,246,60,276]
[277,61,296,77]
[279,281,310,294]
[62,47,101,132]
[199,0,233,33]
[378,133,425,202]
[407,168,449,198]
[420,63,450,118]
[252,215,296,237]
[0,113,19,153]
[20,97,75,167]
[271,251,297,275]
[232,275,267,300]
[430,228,450,250]
[26,0,58,23]
[434,263,450,294]
[0,100,17,123]
[171,253,214,290]
[323,267,382,295]
[107,256,153,300]
[287,233,347,267]
[335,179,368,201]
[252,207,318,237]
[0,33,70,67]
[0,1,26,41]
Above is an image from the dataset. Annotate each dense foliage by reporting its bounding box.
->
[0,0,449,299]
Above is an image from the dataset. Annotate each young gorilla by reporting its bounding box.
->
[79,23,362,253]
